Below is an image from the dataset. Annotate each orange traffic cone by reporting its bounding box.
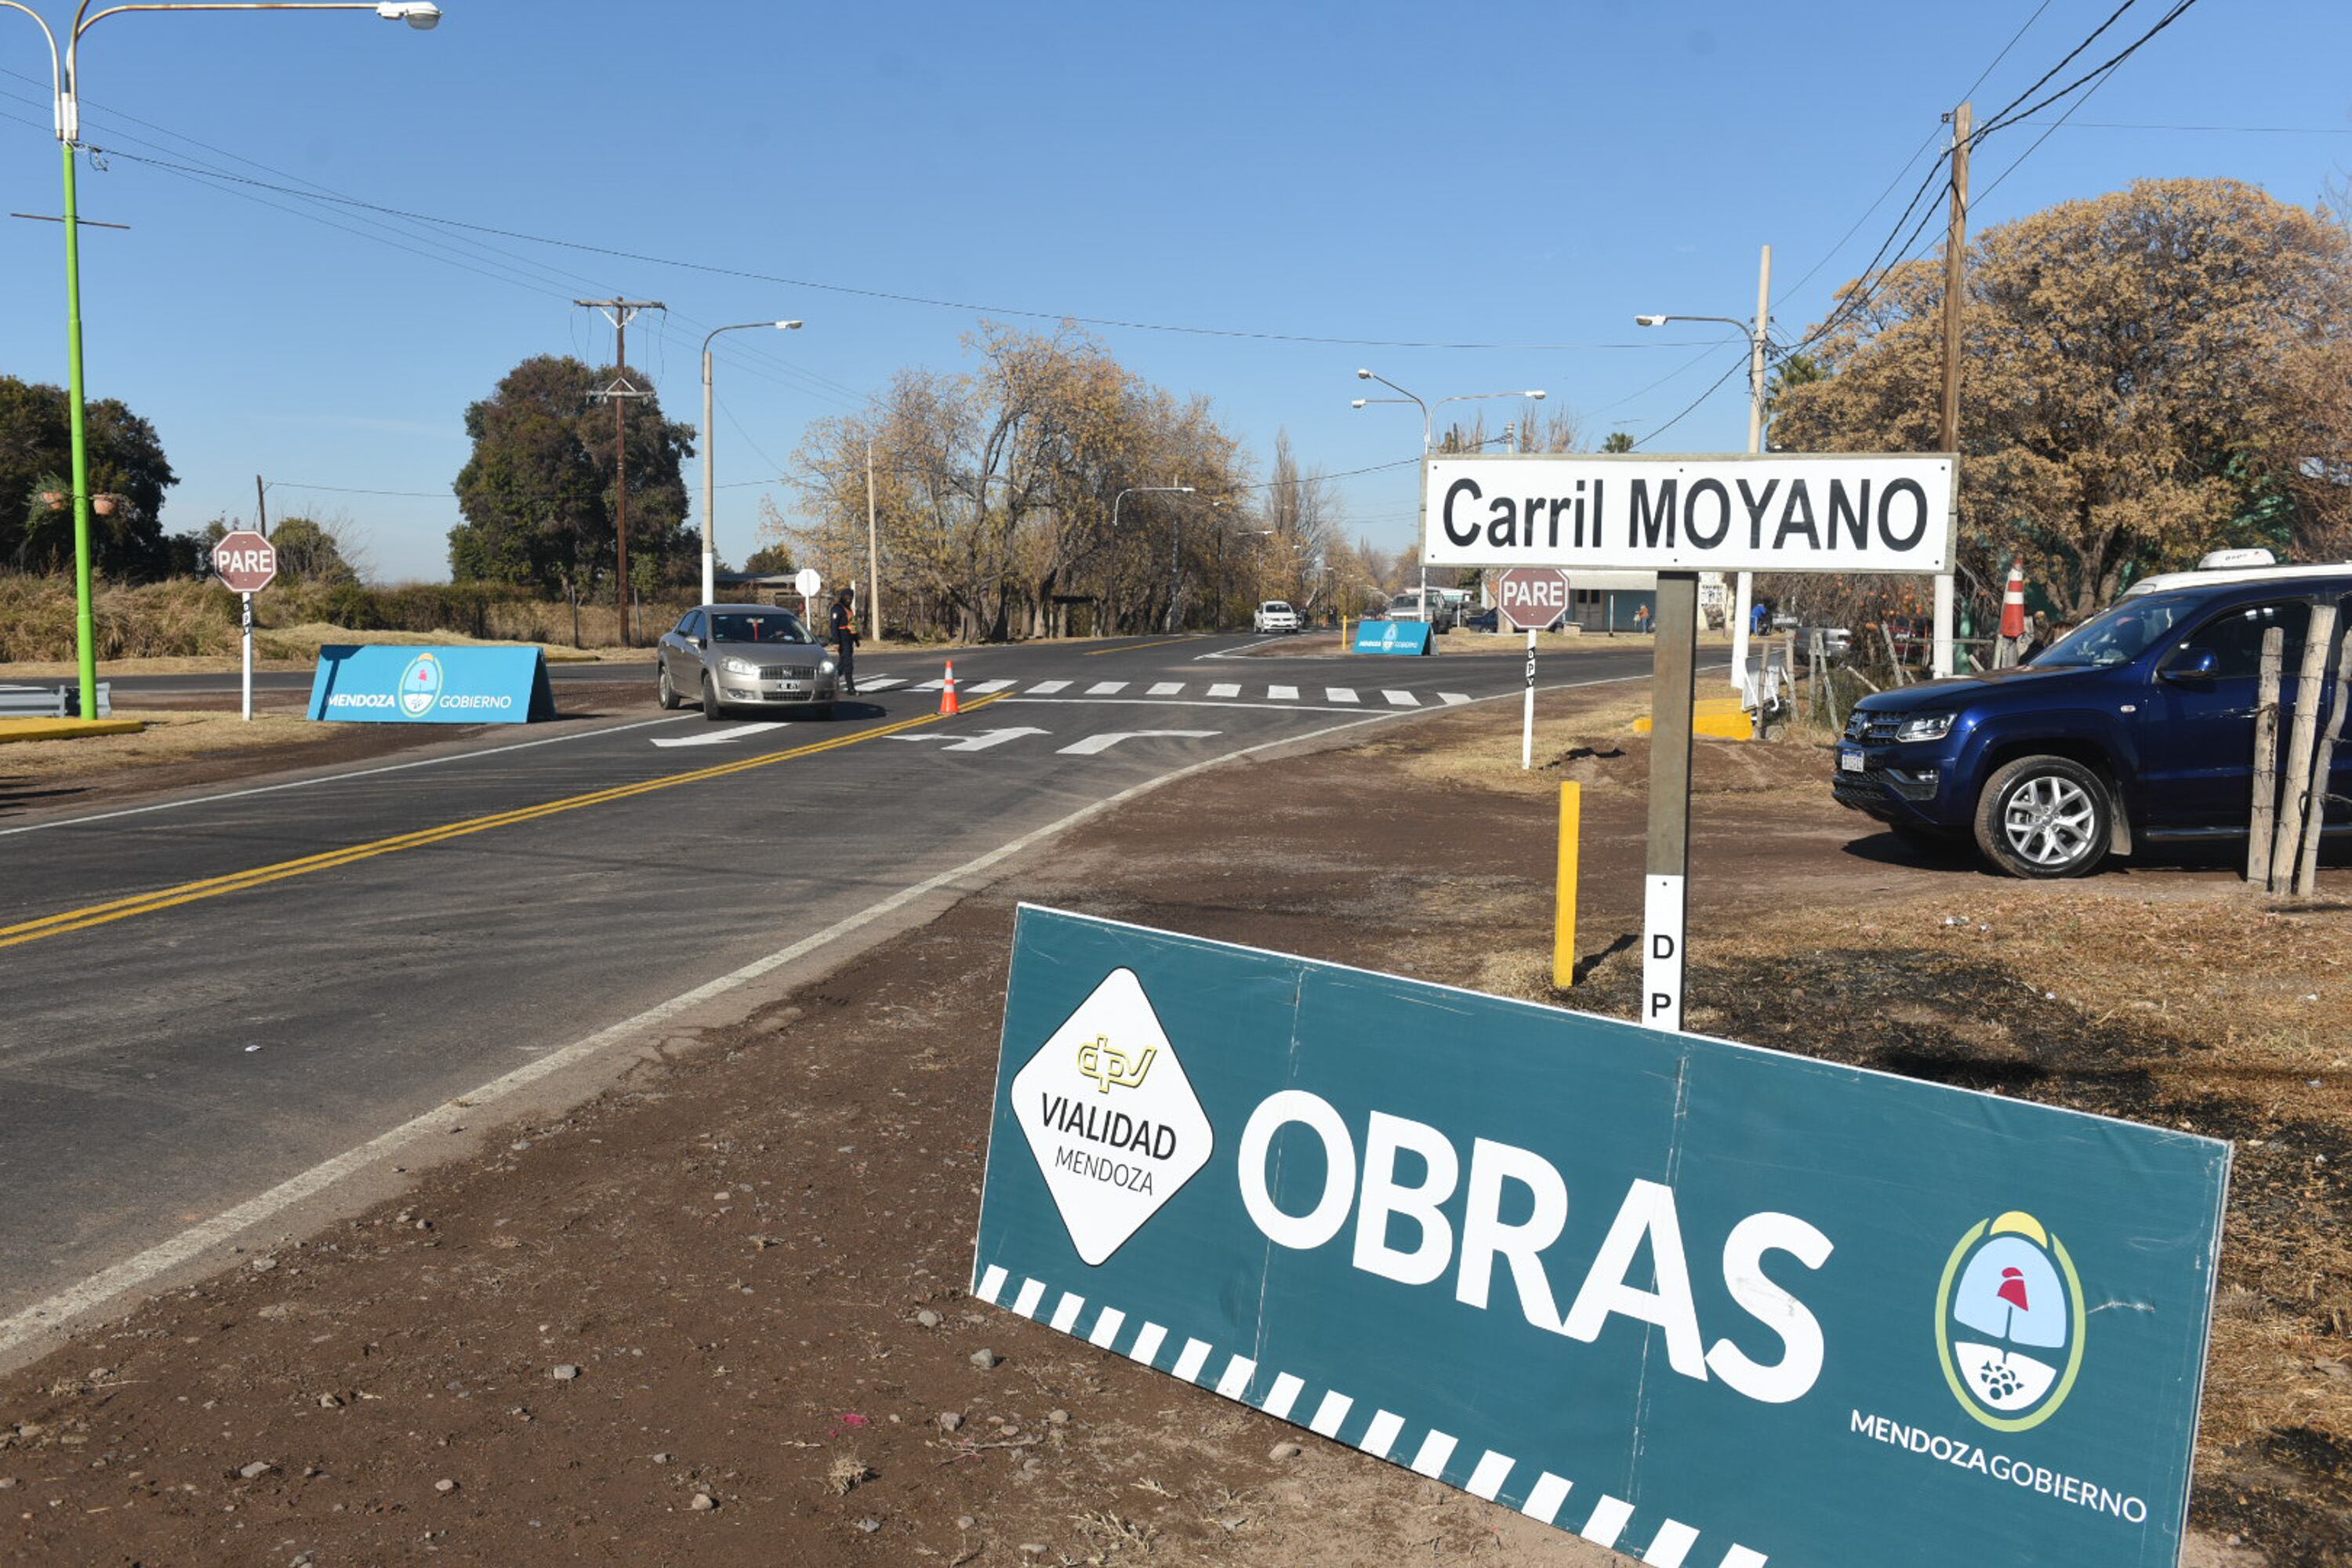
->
[938,660,961,716]
[1998,562,2027,639]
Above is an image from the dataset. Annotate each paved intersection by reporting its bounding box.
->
[0,633,1661,1319]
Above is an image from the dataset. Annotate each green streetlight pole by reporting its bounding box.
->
[2,1,442,724]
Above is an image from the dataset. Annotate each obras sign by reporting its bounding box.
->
[975,908,2229,1568]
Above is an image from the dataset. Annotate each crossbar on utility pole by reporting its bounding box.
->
[579,297,662,645]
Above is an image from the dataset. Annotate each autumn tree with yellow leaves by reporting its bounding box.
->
[1772,178,2352,622]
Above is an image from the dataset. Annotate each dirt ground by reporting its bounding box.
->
[1,695,2345,1566]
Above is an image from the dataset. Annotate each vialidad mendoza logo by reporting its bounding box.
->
[1936,1210,2085,1432]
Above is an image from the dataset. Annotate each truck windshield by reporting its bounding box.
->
[2031,593,2198,668]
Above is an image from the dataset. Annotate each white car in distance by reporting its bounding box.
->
[1253,600,1302,633]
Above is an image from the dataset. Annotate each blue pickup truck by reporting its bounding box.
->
[1834,562,2352,877]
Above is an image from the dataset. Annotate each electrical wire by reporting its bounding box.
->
[1631,350,1754,450]
[1955,0,2058,103]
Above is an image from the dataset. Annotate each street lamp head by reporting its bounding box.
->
[1356,368,1373,380]
[376,2,441,29]
[1526,390,1547,400]
[1634,314,1668,327]
[1350,398,1367,409]
[776,320,803,330]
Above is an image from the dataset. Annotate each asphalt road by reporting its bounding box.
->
[0,633,1664,1320]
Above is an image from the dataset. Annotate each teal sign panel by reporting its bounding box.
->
[974,907,2230,1568]
[306,644,556,724]
[1351,619,1432,655]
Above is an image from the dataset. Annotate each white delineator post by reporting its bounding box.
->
[241,592,253,722]
[1523,627,1537,770]
[1730,244,1773,692]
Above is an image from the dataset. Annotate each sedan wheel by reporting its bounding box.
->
[657,661,681,710]
[702,674,726,723]
[1973,755,2111,878]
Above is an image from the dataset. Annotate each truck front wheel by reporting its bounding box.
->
[1973,756,2111,878]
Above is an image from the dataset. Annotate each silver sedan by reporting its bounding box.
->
[656,604,840,721]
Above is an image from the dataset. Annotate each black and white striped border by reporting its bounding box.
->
[975,1263,1769,1567]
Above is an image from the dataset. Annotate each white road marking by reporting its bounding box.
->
[1383,689,1421,706]
[649,722,788,749]
[1269,684,1299,700]
[1,677,1657,1356]
[967,679,1016,693]
[1058,730,1219,756]
[939,727,1051,753]
[1325,687,1359,703]
[1028,680,1072,695]
[856,677,907,691]
[1147,681,1184,695]
[1439,691,1470,705]
[1085,681,1128,695]
[1207,682,1240,698]
[0,713,698,839]
[911,679,946,691]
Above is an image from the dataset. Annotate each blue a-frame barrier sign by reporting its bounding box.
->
[973,907,2230,1568]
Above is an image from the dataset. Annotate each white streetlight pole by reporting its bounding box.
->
[699,318,800,607]
[1354,373,1543,627]
[1637,242,1774,692]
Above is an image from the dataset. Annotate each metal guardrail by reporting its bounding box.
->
[0,683,111,719]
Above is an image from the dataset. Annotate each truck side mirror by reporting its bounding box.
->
[2161,648,2219,683]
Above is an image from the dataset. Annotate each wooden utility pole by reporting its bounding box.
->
[2270,603,2338,891]
[577,297,664,646]
[2294,626,2352,896]
[2249,627,2284,884]
[1933,102,1972,680]
[254,474,269,537]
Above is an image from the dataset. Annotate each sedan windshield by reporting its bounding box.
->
[2031,593,2198,668]
[710,612,812,644]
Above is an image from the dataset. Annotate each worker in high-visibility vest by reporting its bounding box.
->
[829,586,859,695]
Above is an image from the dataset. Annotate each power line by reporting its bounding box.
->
[49,141,1719,355]
[1972,0,2202,140]
[1955,0,2058,103]
[1632,351,1753,450]
[2009,118,2352,133]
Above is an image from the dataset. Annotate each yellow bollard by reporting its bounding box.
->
[1553,781,1580,989]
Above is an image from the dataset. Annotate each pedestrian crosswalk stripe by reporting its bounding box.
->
[1086,681,1128,695]
[1029,680,1072,695]
[1269,684,1299,700]
[1439,691,1470,705]
[858,677,906,691]
[1148,681,1183,695]
[911,679,945,691]
[1325,687,1359,703]
[1207,683,1240,698]
[968,679,1015,693]
[1383,689,1421,706]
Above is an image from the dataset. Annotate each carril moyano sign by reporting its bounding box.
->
[1421,452,1956,574]
[973,906,2228,1568]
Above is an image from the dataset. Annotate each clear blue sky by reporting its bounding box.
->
[2,0,2347,583]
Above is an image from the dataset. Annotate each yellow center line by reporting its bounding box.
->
[0,696,1002,953]
[1083,637,1197,656]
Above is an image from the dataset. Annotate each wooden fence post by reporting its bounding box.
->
[2270,603,2339,892]
[2249,626,2284,886]
[2293,622,2352,897]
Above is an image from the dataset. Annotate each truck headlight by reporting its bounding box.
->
[1896,712,1956,742]
[722,656,760,677]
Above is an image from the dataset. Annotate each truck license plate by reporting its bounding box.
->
[1838,747,1865,774]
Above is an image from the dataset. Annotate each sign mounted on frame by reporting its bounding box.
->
[974,906,2230,1568]
[1422,452,1955,575]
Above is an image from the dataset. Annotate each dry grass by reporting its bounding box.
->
[0,709,336,782]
